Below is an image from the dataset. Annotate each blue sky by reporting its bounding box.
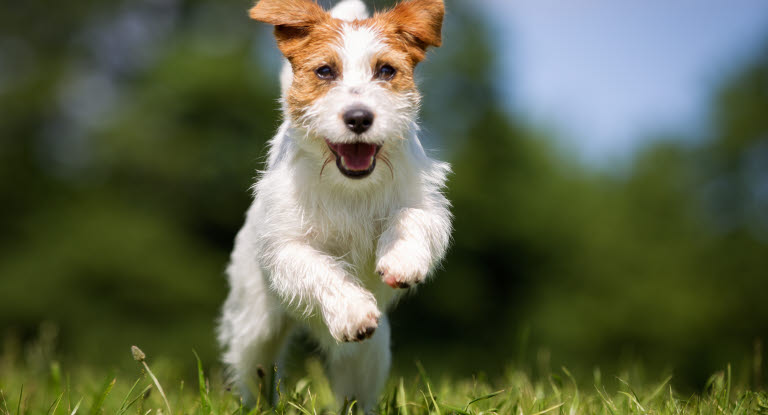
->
[479,0,768,163]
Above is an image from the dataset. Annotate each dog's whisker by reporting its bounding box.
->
[379,155,394,179]
[320,156,333,177]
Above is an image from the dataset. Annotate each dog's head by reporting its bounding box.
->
[250,0,444,180]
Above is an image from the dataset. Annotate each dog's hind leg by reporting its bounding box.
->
[219,290,293,407]
[218,241,294,408]
[322,315,391,413]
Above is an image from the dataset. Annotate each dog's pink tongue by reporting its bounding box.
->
[331,142,377,171]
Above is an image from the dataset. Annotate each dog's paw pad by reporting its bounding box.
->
[379,269,420,289]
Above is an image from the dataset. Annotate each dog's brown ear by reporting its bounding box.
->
[381,0,444,63]
[249,0,326,26]
[249,0,329,59]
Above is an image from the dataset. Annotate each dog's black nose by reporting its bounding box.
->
[343,108,374,135]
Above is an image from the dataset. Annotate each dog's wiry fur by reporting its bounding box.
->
[217,0,451,410]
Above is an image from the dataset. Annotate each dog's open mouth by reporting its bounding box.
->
[326,140,381,179]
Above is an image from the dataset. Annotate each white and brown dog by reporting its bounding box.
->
[218,0,451,410]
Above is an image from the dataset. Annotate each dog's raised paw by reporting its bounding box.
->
[376,245,430,290]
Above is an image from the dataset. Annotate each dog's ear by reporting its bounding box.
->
[381,0,444,63]
[249,0,326,26]
[249,0,329,59]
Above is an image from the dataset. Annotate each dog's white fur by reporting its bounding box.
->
[218,0,451,410]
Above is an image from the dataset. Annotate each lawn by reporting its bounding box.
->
[1,344,767,415]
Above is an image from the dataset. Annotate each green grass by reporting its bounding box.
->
[1,346,767,415]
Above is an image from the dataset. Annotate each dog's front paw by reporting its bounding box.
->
[376,244,430,289]
[327,297,381,343]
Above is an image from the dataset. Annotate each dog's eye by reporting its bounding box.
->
[315,65,336,80]
[377,64,396,81]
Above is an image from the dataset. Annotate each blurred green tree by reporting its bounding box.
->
[0,0,766,390]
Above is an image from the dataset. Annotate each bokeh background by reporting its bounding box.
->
[2,0,767,390]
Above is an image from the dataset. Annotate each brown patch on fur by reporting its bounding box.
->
[373,0,445,64]
[370,49,418,93]
[250,0,346,120]
[358,0,445,97]
[249,0,326,27]
[282,27,344,121]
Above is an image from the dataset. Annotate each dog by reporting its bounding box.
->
[217,0,451,410]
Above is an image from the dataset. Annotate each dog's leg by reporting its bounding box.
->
[219,290,293,407]
[323,314,391,413]
[219,245,294,407]
[233,322,292,407]
[263,241,381,343]
[376,203,452,289]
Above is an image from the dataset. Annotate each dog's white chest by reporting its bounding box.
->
[306,198,388,265]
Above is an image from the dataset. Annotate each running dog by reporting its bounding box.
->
[218,0,451,410]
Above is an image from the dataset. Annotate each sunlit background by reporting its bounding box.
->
[1,0,767,390]
[489,0,768,161]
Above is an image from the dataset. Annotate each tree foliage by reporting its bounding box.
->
[0,0,766,388]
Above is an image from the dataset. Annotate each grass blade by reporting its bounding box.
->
[726,363,732,405]
[643,375,673,406]
[132,346,172,415]
[531,402,565,415]
[1,390,9,415]
[15,385,22,415]
[146,369,170,414]
[562,367,579,415]
[415,362,431,389]
[425,382,441,415]
[396,378,408,415]
[88,377,115,415]
[69,398,82,415]
[175,381,185,415]
[117,385,152,415]
[415,363,441,415]
[117,378,142,413]
[594,385,617,415]
[287,402,311,415]
[439,403,471,415]
[464,390,505,412]
[193,350,213,415]
[616,377,644,411]
[344,399,357,415]
[46,394,63,415]
[618,391,646,412]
